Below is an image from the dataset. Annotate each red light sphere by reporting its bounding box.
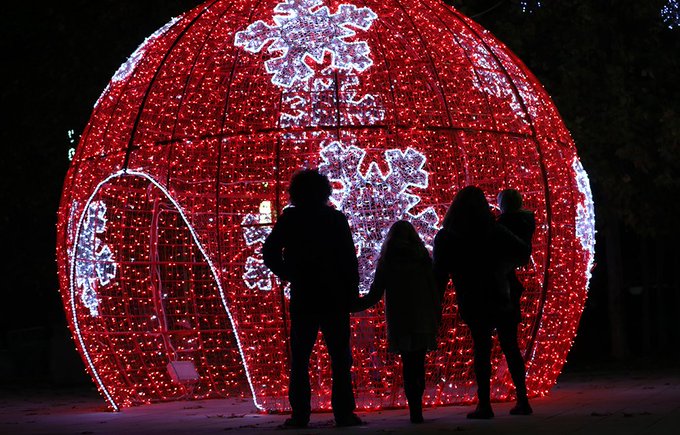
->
[56,0,595,412]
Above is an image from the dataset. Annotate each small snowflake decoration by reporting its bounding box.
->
[75,200,117,317]
[572,157,595,287]
[662,0,680,30]
[234,0,377,88]
[319,141,439,294]
[241,213,279,292]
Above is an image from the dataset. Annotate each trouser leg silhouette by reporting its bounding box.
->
[469,323,493,407]
[401,350,426,415]
[497,318,528,402]
[289,314,318,422]
[320,311,356,419]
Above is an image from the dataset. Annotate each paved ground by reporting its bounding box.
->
[1,368,678,435]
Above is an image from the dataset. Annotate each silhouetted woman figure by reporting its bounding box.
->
[353,220,441,423]
[433,186,532,419]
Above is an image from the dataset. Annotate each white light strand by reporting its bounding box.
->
[96,16,180,107]
[69,169,265,412]
[572,156,596,288]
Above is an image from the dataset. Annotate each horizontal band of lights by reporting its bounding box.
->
[56,0,594,412]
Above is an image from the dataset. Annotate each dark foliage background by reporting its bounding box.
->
[1,0,678,386]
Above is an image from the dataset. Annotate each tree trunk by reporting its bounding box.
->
[605,212,628,359]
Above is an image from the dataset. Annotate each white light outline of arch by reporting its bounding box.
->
[69,169,264,412]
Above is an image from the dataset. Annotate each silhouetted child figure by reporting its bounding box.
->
[262,169,363,428]
[497,189,536,324]
[353,220,441,423]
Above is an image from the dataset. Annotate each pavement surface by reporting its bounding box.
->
[1,368,678,435]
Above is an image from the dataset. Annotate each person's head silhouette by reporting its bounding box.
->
[379,220,428,260]
[442,185,493,234]
[288,168,332,208]
[497,189,523,214]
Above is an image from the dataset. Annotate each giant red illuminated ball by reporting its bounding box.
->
[56,0,594,411]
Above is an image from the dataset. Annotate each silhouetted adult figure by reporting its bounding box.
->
[497,189,536,324]
[353,220,441,423]
[262,169,363,428]
[433,186,532,419]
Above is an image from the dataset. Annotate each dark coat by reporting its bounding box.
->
[433,222,529,326]
[262,204,359,314]
[498,209,536,322]
[497,209,535,264]
[353,242,440,353]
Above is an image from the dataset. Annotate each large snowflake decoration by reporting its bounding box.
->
[572,157,595,287]
[319,141,439,294]
[280,71,384,127]
[234,0,377,88]
[75,200,117,317]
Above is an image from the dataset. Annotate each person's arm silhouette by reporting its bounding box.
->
[351,261,386,312]
[432,230,452,301]
[337,212,360,309]
[262,211,292,282]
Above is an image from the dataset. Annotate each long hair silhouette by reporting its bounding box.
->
[442,185,493,235]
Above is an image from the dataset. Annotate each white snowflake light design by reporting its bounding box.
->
[280,71,384,127]
[572,157,596,287]
[75,200,117,317]
[234,0,377,88]
[241,142,438,296]
[241,213,277,291]
[319,141,439,294]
